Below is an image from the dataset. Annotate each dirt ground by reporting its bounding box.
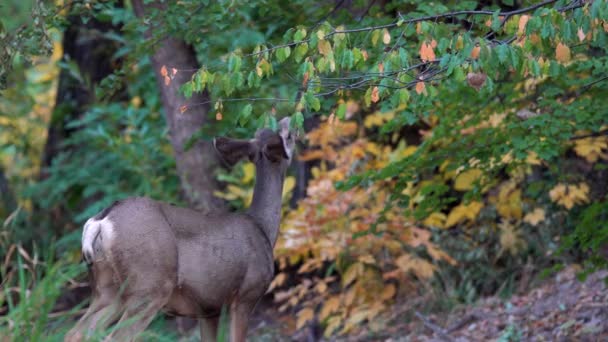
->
[249,266,608,341]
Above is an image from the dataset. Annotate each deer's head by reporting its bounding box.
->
[214,117,296,170]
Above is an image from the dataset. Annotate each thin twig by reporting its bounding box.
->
[415,311,455,342]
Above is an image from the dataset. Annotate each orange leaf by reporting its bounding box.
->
[518,15,529,35]
[381,284,396,301]
[216,112,223,120]
[378,62,384,73]
[416,22,422,34]
[556,42,571,63]
[160,65,168,77]
[470,46,480,59]
[179,105,188,113]
[296,308,315,330]
[415,81,426,94]
[371,86,380,103]
[302,72,309,88]
[164,76,171,86]
[419,42,436,62]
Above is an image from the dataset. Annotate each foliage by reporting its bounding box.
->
[1,0,608,339]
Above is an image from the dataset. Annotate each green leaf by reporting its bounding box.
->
[228,54,241,72]
[294,28,307,42]
[398,89,410,106]
[294,111,304,128]
[239,104,253,126]
[294,43,308,63]
[371,29,381,46]
[495,44,509,64]
[276,46,291,62]
[336,103,347,119]
[304,92,320,111]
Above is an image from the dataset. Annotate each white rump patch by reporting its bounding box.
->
[82,217,115,263]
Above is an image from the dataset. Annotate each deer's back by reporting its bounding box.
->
[85,197,274,317]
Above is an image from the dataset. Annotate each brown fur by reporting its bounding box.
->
[66,118,295,342]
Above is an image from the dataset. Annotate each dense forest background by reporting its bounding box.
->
[0,0,607,340]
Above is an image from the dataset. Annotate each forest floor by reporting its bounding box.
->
[248,265,608,341]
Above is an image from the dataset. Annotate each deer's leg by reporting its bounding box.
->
[200,316,219,342]
[229,300,256,342]
[66,296,121,341]
[103,296,165,342]
[66,265,120,342]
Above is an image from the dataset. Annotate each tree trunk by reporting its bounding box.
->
[0,165,16,215]
[41,13,123,177]
[132,1,224,212]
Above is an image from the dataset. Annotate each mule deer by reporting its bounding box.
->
[66,117,295,341]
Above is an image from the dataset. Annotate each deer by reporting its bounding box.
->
[65,117,296,342]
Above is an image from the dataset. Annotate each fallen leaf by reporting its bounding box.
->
[296,307,315,330]
[524,208,545,226]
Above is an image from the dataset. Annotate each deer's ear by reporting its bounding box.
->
[273,117,294,160]
[213,137,257,166]
[263,134,289,162]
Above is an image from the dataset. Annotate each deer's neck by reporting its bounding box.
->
[247,159,285,247]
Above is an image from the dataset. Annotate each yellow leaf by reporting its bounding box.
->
[499,221,527,256]
[282,176,296,199]
[573,136,608,163]
[268,272,287,291]
[497,188,522,220]
[453,169,483,191]
[242,163,255,183]
[342,309,369,333]
[358,254,376,264]
[318,40,332,56]
[524,208,545,226]
[549,183,566,202]
[342,262,363,287]
[445,201,483,228]
[381,284,396,301]
[324,316,342,337]
[319,296,340,320]
[423,212,446,228]
[296,307,315,330]
[556,42,571,63]
[526,151,542,165]
[382,29,391,45]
